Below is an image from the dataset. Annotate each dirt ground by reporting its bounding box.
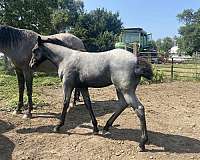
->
[0,81,200,160]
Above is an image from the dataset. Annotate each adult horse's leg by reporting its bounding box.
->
[71,88,81,107]
[80,88,99,133]
[22,70,33,119]
[122,90,148,152]
[13,69,25,114]
[54,85,73,132]
[103,90,128,132]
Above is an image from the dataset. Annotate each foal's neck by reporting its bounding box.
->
[43,43,72,68]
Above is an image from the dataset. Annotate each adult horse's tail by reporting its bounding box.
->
[134,57,153,80]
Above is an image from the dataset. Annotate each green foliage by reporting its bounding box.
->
[71,8,122,52]
[156,37,174,55]
[0,59,61,108]
[177,8,200,55]
[140,67,165,84]
[152,67,164,83]
[177,9,195,25]
[0,0,54,34]
[0,0,83,34]
[50,0,84,33]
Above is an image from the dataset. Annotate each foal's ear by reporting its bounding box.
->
[37,36,42,45]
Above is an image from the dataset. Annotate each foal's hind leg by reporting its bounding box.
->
[13,69,25,115]
[80,88,99,133]
[123,91,148,152]
[103,90,128,132]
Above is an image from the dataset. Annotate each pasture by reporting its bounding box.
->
[154,57,200,81]
[0,63,200,159]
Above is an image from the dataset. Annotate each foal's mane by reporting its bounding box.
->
[0,25,37,48]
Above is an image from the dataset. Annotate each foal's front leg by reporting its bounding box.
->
[54,85,73,132]
[80,88,99,133]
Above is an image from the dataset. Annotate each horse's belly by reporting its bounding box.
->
[78,75,112,88]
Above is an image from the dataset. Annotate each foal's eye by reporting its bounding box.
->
[33,53,39,58]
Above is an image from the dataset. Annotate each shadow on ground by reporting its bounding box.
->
[16,100,118,134]
[100,127,200,154]
[16,99,200,154]
[0,120,15,160]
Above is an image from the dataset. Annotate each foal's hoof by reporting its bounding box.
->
[137,145,146,152]
[53,126,60,132]
[12,110,22,115]
[102,130,111,135]
[69,102,75,108]
[22,113,32,119]
[93,130,99,135]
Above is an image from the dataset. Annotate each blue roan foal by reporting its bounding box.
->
[30,36,153,152]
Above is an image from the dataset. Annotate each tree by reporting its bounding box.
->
[156,37,174,55]
[0,0,54,34]
[177,8,200,55]
[51,0,84,33]
[156,39,163,53]
[71,8,122,52]
[0,0,84,34]
[162,37,174,53]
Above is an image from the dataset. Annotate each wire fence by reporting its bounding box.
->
[139,53,200,81]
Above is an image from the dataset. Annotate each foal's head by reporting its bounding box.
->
[30,35,73,69]
[29,36,47,69]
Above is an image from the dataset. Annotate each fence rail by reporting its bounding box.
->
[140,54,200,80]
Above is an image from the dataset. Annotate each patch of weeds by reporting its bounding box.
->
[0,65,61,109]
[140,66,165,84]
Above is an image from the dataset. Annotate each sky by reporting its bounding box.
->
[82,0,200,40]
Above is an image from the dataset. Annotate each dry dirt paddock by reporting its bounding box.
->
[0,81,200,160]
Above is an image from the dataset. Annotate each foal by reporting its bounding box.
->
[30,36,153,152]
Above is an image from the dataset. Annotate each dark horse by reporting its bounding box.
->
[0,25,85,118]
[30,36,153,152]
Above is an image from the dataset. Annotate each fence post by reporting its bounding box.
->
[195,51,198,80]
[171,58,174,80]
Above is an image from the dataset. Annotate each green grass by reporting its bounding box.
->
[0,59,61,109]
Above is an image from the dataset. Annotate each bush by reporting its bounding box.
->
[140,66,165,84]
[152,67,165,83]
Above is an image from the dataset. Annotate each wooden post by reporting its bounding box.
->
[171,58,174,80]
[132,43,139,55]
[195,51,198,80]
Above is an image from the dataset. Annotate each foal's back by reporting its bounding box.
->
[65,49,137,88]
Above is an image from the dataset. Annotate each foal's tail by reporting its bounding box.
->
[134,57,153,80]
